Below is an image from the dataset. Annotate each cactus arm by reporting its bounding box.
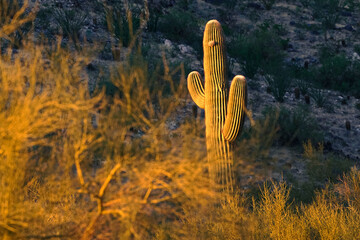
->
[187,71,205,109]
[222,75,247,142]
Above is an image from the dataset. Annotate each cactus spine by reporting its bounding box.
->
[187,20,247,193]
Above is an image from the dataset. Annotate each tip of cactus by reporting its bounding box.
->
[206,19,221,27]
[188,71,200,76]
[234,75,246,82]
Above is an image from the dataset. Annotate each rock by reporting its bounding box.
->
[352,52,360,61]
[178,44,192,54]
[335,23,346,29]
[164,39,173,49]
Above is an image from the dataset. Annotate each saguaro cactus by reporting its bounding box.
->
[188,20,247,193]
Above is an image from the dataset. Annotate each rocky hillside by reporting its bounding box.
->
[30,0,360,185]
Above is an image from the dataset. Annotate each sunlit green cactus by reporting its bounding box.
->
[188,20,247,193]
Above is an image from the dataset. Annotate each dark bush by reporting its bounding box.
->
[103,3,141,48]
[228,22,286,78]
[157,7,201,54]
[265,65,292,102]
[262,105,323,146]
[311,0,343,30]
[316,47,360,97]
[0,0,33,48]
[260,0,276,10]
[53,8,87,49]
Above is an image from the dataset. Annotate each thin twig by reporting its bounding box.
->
[99,163,121,198]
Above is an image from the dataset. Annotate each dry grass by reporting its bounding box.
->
[1,1,360,239]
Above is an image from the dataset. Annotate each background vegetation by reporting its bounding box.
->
[1,0,360,239]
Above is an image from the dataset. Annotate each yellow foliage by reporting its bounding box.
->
[1,2,360,240]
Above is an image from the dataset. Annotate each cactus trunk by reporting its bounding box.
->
[187,20,247,193]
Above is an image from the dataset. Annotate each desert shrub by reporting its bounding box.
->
[147,1,162,32]
[303,189,360,240]
[349,61,360,97]
[294,46,360,97]
[177,0,195,10]
[354,44,360,55]
[262,105,323,146]
[316,47,360,96]
[235,110,279,183]
[260,0,276,10]
[318,54,350,89]
[223,0,238,9]
[289,64,315,94]
[229,33,262,78]
[300,0,312,7]
[0,0,34,48]
[252,177,360,239]
[228,22,286,78]
[157,7,201,54]
[311,0,343,30]
[336,167,360,211]
[265,65,292,102]
[146,0,192,32]
[278,106,323,145]
[179,195,256,240]
[102,2,143,48]
[296,77,312,95]
[253,182,304,239]
[217,8,233,25]
[303,141,353,183]
[287,175,318,204]
[0,41,104,238]
[309,88,327,107]
[53,8,87,49]
[34,7,54,32]
[356,102,360,110]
